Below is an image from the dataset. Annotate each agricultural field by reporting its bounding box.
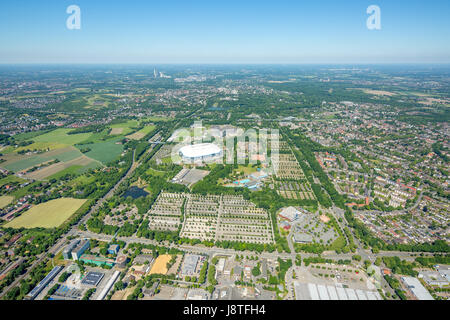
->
[0,195,14,209]
[79,139,124,164]
[14,141,68,153]
[109,120,139,136]
[23,156,101,180]
[0,146,89,173]
[126,125,156,140]
[32,128,92,146]
[4,197,87,229]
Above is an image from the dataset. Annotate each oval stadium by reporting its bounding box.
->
[179,143,222,161]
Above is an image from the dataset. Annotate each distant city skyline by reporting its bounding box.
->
[1,0,450,64]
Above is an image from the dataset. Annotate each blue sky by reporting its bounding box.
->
[0,0,449,63]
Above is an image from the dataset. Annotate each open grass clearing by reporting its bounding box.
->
[32,128,92,146]
[0,195,14,209]
[126,125,156,140]
[4,198,88,229]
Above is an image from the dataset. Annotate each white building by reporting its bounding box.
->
[401,276,434,300]
[179,143,222,162]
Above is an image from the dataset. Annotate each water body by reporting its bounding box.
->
[122,186,148,199]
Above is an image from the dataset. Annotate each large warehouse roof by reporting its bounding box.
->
[179,143,221,159]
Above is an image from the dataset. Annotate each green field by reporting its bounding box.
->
[109,120,139,136]
[126,125,156,140]
[1,147,84,172]
[0,195,14,209]
[33,128,92,145]
[4,198,87,229]
[79,139,124,164]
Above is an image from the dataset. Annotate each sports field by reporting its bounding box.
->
[4,198,87,229]
[148,254,171,275]
[126,125,156,140]
[0,196,14,209]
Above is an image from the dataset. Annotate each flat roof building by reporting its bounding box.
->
[294,282,381,300]
[181,254,201,275]
[63,239,80,260]
[25,266,63,300]
[401,276,434,300]
[107,244,120,255]
[71,239,90,261]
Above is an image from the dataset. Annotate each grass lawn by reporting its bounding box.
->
[235,165,258,175]
[145,168,166,177]
[4,198,87,229]
[33,128,92,145]
[0,195,14,209]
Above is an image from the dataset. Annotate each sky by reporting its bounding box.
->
[0,0,449,64]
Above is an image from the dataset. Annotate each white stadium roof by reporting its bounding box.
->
[179,143,222,159]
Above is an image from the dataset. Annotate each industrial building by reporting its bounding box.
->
[401,276,434,300]
[179,143,222,162]
[96,270,121,300]
[25,266,63,300]
[81,272,105,286]
[71,239,90,260]
[293,282,382,301]
[181,254,202,276]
